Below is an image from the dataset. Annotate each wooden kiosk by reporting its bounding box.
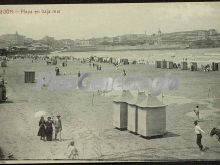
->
[127,91,147,134]
[112,90,134,130]
[162,60,167,69]
[155,61,161,68]
[167,61,174,69]
[181,62,188,70]
[137,94,166,138]
[24,71,35,83]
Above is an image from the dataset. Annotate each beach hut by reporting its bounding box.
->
[173,63,178,69]
[111,58,116,64]
[120,59,129,65]
[93,56,98,62]
[218,63,220,71]
[155,61,161,68]
[191,62,197,71]
[127,91,147,134]
[24,71,35,83]
[103,57,109,63]
[137,94,166,138]
[52,59,57,65]
[0,81,6,102]
[89,56,95,62]
[161,60,167,69]
[98,57,103,63]
[109,57,113,63]
[112,90,134,130]
[181,62,188,70]
[167,61,173,69]
[132,60,137,65]
[0,86,2,102]
[212,62,219,71]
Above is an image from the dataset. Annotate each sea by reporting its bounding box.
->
[50,48,220,65]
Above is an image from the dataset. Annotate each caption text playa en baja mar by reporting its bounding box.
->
[0,8,61,15]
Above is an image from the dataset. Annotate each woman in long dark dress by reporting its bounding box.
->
[45,117,53,141]
[37,116,46,140]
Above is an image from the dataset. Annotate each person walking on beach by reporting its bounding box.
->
[116,65,119,70]
[194,105,200,121]
[66,141,78,159]
[0,79,7,101]
[45,117,53,141]
[194,120,206,151]
[55,67,60,76]
[53,115,62,141]
[123,69,126,76]
[78,71,81,78]
[42,77,47,87]
[37,116,46,141]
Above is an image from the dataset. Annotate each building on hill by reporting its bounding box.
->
[208,29,218,36]
[112,36,121,45]
[0,32,26,46]
[29,43,49,51]
[208,34,220,41]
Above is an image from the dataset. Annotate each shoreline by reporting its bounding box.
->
[60,47,188,53]
[4,47,220,56]
[60,47,220,53]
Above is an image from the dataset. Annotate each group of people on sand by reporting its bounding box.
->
[90,63,102,71]
[193,105,219,152]
[193,105,207,151]
[37,115,79,159]
[37,115,62,141]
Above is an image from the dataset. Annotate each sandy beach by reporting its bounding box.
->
[0,56,220,161]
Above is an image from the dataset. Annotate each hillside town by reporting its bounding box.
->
[1,29,220,55]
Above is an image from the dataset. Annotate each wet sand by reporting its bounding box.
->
[0,58,220,161]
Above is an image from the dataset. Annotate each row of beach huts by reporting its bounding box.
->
[112,90,166,138]
[89,56,220,71]
[1,54,220,71]
[155,60,219,71]
[90,56,130,65]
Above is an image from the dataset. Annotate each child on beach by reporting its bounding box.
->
[66,141,78,159]
[194,105,200,120]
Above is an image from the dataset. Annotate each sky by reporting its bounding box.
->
[0,2,220,40]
